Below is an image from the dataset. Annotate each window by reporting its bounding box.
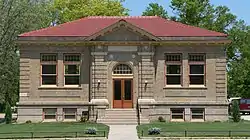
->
[64,54,81,86]
[40,54,57,86]
[165,54,182,85]
[43,108,57,120]
[171,108,184,120]
[189,54,205,85]
[113,64,132,75]
[191,108,204,120]
[63,108,77,120]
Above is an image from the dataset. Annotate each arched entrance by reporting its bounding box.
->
[112,64,133,108]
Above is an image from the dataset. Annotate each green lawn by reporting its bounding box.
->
[137,121,250,137]
[0,122,109,139]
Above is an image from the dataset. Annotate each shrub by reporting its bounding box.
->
[85,127,97,135]
[232,100,241,122]
[25,120,32,124]
[4,102,12,124]
[80,116,88,122]
[158,116,166,122]
[148,127,161,135]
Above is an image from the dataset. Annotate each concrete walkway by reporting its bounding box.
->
[108,125,139,140]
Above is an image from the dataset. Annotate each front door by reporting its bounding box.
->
[113,79,133,108]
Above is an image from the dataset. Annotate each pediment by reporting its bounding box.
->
[95,26,151,41]
[85,20,160,41]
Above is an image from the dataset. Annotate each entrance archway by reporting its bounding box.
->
[112,64,133,108]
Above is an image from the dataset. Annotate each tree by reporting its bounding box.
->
[0,0,52,107]
[227,21,250,97]
[4,102,12,124]
[50,0,129,24]
[170,0,236,33]
[231,100,241,122]
[142,3,168,18]
[169,0,250,98]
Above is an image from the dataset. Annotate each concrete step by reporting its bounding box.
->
[98,118,149,121]
[97,109,150,125]
[101,115,147,119]
[97,120,149,125]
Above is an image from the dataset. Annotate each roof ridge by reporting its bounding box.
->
[87,16,158,19]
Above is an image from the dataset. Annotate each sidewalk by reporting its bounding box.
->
[108,125,139,140]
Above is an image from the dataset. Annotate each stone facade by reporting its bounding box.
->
[17,22,228,123]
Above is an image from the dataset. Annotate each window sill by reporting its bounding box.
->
[38,86,82,90]
[191,119,205,122]
[164,85,207,89]
[170,119,185,122]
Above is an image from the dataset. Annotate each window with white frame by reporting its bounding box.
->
[191,108,205,120]
[165,54,182,85]
[64,54,81,86]
[40,54,57,86]
[171,108,184,120]
[189,54,205,85]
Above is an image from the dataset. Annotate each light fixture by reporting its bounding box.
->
[97,80,101,84]
[145,80,148,85]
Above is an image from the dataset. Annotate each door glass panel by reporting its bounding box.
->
[114,80,121,100]
[124,80,132,100]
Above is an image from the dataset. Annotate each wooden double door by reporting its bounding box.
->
[113,79,133,108]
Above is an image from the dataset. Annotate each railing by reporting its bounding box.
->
[0,131,107,139]
[139,130,250,138]
[136,97,140,125]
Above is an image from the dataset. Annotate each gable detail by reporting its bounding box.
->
[84,20,160,41]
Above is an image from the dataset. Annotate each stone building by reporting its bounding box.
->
[17,16,230,123]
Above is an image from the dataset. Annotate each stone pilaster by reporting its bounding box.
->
[91,46,108,99]
[138,46,155,99]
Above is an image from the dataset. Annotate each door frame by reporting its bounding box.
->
[112,78,133,108]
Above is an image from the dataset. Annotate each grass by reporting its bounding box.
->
[137,121,250,137]
[0,122,109,139]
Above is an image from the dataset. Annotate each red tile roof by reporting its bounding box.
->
[19,16,227,37]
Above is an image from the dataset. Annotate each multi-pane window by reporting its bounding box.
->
[63,108,77,120]
[165,54,182,85]
[113,64,132,75]
[40,54,57,85]
[191,108,205,120]
[171,108,184,120]
[189,54,205,85]
[43,108,57,120]
[64,54,81,86]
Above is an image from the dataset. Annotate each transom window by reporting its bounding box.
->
[113,64,132,75]
[165,54,182,85]
[64,54,81,86]
[189,54,205,85]
[40,54,57,86]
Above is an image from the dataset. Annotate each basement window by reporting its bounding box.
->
[171,108,184,120]
[43,108,57,120]
[63,108,77,120]
[191,108,205,120]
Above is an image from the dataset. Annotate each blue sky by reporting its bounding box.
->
[123,0,250,25]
